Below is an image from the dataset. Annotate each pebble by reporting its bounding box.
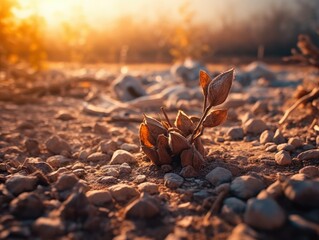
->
[119,163,132,174]
[265,144,277,152]
[109,184,139,202]
[244,198,286,230]
[297,149,319,161]
[228,223,259,240]
[100,140,118,154]
[55,174,78,192]
[230,175,265,199]
[275,150,292,165]
[302,144,316,151]
[120,143,139,152]
[6,175,38,196]
[259,130,274,144]
[273,129,285,144]
[299,166,319,178]
[86,190,112,206]
[10,192,45,219]
[30,161,53,174]
[101,167,120,177]
[277,143,294,152]
[98,176,118,184]
[134,175,146,183]
[265,180,283,198]
[87,152,110,162]
[109,150,136,165]
[124,193,160,219]
[24,138,40,156]
[243,118,267,135]
[33,217,64,238]
[252,101,268,115]
[138,182,159,195]
[93,122,109,135]
[284,179,319,208]
[226,127,244,140]
[164,173,184,189]
[205,167,232,186]
[72,168,85,178]
[222,197,246,214]
[45,135,71,155]
[46,155,72,169]
[180,165,198,178]
[60,190,90,220]
[288,137,303,148]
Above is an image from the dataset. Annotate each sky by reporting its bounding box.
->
[16,0,293,28]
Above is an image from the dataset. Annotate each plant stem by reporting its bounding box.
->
[161,106,173,127]
[190,104,212,143]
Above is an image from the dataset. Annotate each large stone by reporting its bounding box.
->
[244,198,285,230]
[226,127,244,140]
[206,167,232,186]
[138,182,159,195]
[46,155,72,168]
[6,175,38,196]
[284,179,319,208]
[45,136,71,155]
[222,197,246,214]
[297,149,319,161]
[109,150,136,165]
[109,184,139,202]
[55,174,78,192]
[164,173,184,189]
[259,130,274,144]
[275,150,292,166]
[86,190,112,206]
[230,175,265,199]
[299,166,319,179]
[33,217,64,239]
[124,193,160,219]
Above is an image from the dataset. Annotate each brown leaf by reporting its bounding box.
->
[174,110,194,136]
[141,146,160,165]
[180,148,193,167]
[207,69,234,107]
[143,114,167,137]
[139,123,155,148]
[168,130,190,155]
[194,138,205,156]
[192,147,205,171]
[157,134,172,165]
[202,109,228,128]
[200,70,212,97]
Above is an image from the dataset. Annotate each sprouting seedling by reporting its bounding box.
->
[139,69,234,176]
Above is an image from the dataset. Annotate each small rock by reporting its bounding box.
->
[73,169,85,178]
[299,166,319,179]
[6,175,38,196]
[24,139,40,156]
[47,155,72,169]
[273,129,285,144]
[55,111,75,121]
[275,150,292,166]
[277,143,294,152]
[230,175,265,199]
[98,176,118,184]
[161,164,173,173]
[288,137,303,148]
[134,175,146,183]
[252,101,268,115]
[265,180,283,198]
[101,167,119,177]
[243,118,267,135]
[33,217,64,238]
[164,173,184,189]
[259,130,274,144]
[265,144,277,152]
[303,144,316,150]
[87,152,110,162]
[94,122,109,135]
[244,198,286,230]
[55,174,78,192]
[297,149,319,161]
[60,190,90,220]
[226,127,244,140]
[45,136,71,155]
[109,150,136,165]
[100,140,118,154]
[124,193,160,219]
[86,190,112,206]
[78,150,90,160]
[120,143,139,152]
[138,182,159,195]
[206,167,232,186]
[180,165,198,178]
[109,184,139,202]
[222,197,246,214]
[290,173,308,181]
[284,179,319,208]
[228,223,260,240]
[10,192,44,219]
[119,163,132,174]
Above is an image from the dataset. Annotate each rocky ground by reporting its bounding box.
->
[0,62,319,240]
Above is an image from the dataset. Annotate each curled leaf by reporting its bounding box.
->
[207,69,234,107]
[168,130,190,155]
[143,114,167,137]
[157,134,172,165]
[200,70,212,97]
[174,110,194,136]
[141,146,160,165]
[180,146,204,171]
[194,138,205,156]
[139,123,156,147]
[202,109,228,128]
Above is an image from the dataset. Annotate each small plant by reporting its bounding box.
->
[280,34,319,124]
[139,69,234,176]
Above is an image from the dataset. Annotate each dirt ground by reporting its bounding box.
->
[0,63,318,240]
